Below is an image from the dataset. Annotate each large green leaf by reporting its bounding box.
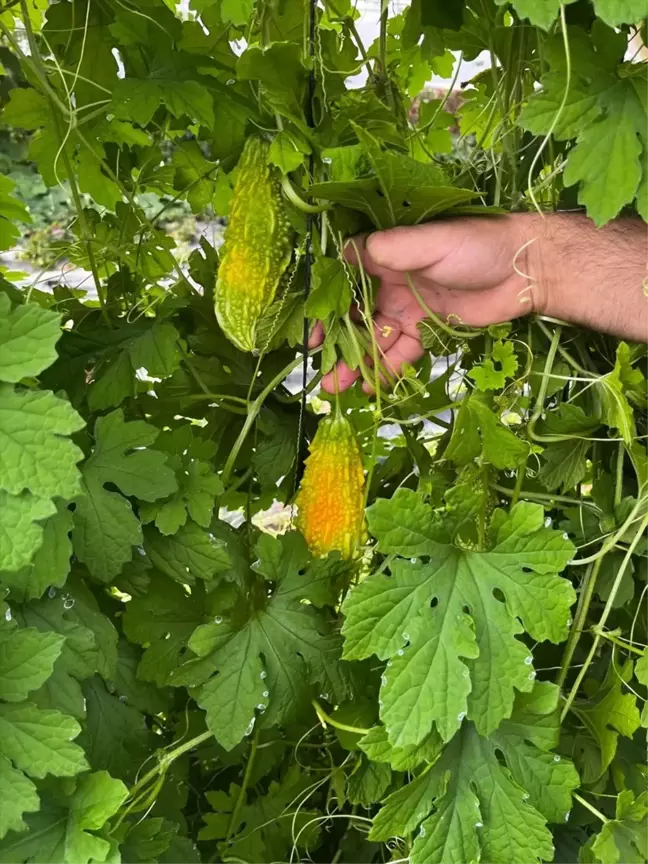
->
[0,772,127,864]
[0,702,87,778]
[73,410,177,582]
[0,627,64,702]
[343,493,575,744]
[369,685,578,864]
[0,295,61,383]
[519,26,646,225]
[175,533,351,750]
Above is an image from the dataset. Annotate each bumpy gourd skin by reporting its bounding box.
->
[214,137,293,352]
[296,411,366,559]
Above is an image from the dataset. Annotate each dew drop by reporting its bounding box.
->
[528,671,536,680]
[544,517,552,528]
[381,675,387,686]
[137,546,146,556]
[564,811,570,822]
[397,649,404,656]
[419,826,426,838]
[214,616,223,624]
[48,586,57,598]
[410,558,417,564]
[567,618,573,627]
[386,660,392,668]
[4,607,11,622]
[262,690,269,698]
[553,754,561,762]
[402,632,410,642]
[119,695,127,703]
[378,699,383,708]
[320,692,330,701]
[462,669,470,678]
[522,792,530,800]
[257,703,267,713]
[524,656,533,665]
[562,532,569,540]
[63,597,75,610]
[475,822,483,829]
[260,671,267,679]
[245,717,255,735]
[457,712,466,722]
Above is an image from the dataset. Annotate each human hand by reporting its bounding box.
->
[310,215,536,393]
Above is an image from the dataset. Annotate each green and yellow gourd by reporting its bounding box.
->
[214,136,293,352]
[296,408,366,559]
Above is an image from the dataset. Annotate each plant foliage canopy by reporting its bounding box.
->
[0,0,646,862]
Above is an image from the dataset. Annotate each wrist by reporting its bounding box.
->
[511,212,561,319]
[513,212,648,342]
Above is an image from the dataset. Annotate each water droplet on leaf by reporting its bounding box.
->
[214,616,223,624]
[524,656,533,665]
[457,712,466,722]
[48,587,57,598]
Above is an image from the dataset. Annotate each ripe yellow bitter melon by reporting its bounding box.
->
[296,409,366,559]
[214,136,293,352]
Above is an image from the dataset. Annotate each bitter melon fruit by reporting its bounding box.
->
[296,409,366,559]
[214,136,293,352]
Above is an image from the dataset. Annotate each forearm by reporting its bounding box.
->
[519,213,648,342]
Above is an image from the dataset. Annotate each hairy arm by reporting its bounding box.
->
[312,212,647,392]
[521,213,647,342]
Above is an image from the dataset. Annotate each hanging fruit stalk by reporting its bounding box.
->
[296,408,366,559]
[214,136,293,352]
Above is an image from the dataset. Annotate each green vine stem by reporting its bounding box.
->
[561,514,648,722]
[597,628,646,656]
[221,351,319,486]
[312,700,371,735]
[571,496,647,567]
[556,557,603,689]
[115,729,213,827]
[494,484,601,512]
[405,273,482,340]
[527,323,561,441]
[226,727,260,842]
[573,792,608,824]
[281,175,330,214]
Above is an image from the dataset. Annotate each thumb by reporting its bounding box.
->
[366,221,468,273]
